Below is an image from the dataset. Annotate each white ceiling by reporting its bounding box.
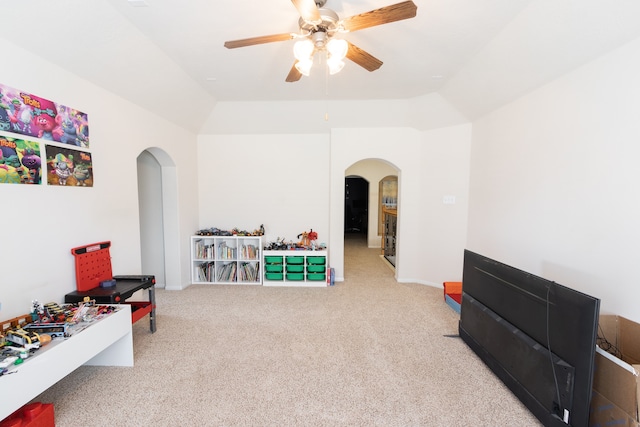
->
[3,0,640,133]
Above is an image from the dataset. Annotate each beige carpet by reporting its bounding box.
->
[35,234,541,426]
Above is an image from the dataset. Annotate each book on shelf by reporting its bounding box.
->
[197,261,215,282]
[217,241,237,260]
[239,262,260,282]
[216,262,237,282]
[241,244,258,260]
[195,240,215,259]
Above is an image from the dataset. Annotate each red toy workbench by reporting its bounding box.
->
[64,241,157,333]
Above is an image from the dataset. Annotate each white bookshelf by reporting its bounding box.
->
[190,235,262,285]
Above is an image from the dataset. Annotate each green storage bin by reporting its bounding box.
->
[286,256,304,265]
[265,256,283,264]
[306,256,326,265]
[286,272,304,281]
[265,272,283,281]
[286,264,304,273]
[265,264,283,273]
[306,273,326,281]
[307,264,325,273]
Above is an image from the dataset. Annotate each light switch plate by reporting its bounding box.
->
[443,195,456,205]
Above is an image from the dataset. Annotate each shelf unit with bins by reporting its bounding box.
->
[191,235,262,285]
[263,250,328,287]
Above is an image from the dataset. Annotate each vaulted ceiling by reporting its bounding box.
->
[3,0,640,133]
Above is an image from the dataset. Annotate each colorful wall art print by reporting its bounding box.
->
[0,136,42,185]
[46,146,93,187]
[0,83,89,148]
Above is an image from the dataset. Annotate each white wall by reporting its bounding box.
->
[0,40,199,319]
[417,125,472,286]
[467,36,640,322]
[200,94,468,135]
[196,125,472,288]
[197,134,331,246]
[329,125,471,284]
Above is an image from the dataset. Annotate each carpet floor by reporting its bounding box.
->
[35,233,541,426]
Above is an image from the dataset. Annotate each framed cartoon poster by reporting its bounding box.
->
[46,145,93,187]
[2,83,94,188]
[0,83,89,148]
[0,136,42,185]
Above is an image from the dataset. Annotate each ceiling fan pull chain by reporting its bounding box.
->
[325,58,330,121]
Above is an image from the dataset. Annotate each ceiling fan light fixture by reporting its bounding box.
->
[327,57,345,75]
[295,58,314,76]
[293,39,315,61]
[326,38,348,60]
[224,1,418,82]
[311,31,328,48]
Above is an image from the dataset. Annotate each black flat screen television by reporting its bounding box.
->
[459,250,600,427]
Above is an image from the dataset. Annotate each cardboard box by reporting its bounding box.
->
[590,315,640,427]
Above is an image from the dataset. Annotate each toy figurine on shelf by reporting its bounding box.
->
[264,237,288,250]
[298,231,310,247]
[309,229,318,250]
[297,229,318,248]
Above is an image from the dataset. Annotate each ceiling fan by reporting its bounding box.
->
[224,0,418,82]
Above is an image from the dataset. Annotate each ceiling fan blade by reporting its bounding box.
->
[224,33,294,49]
[286,62,303,82]
[341,0,417,32]
[346,41,383,72]
[291,0,321,23]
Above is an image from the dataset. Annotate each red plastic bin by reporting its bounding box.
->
[443,281,462,313]
[0,402,54,427]
[443,281,462,303]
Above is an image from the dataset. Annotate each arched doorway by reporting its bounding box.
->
[342,159,400,277]
[136,148,181,289]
